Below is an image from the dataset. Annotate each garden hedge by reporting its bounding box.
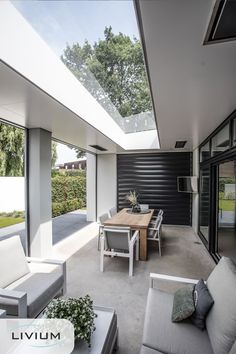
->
[52,176,86,217]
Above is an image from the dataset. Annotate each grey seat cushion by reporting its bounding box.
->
[143,288,213,354]
[206,257,236,354]
[0,272,63,318]
[140,345,163,354]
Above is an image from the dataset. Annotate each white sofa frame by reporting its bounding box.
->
[0,256,66,318]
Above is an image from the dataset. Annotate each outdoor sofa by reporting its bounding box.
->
[0,235,66,318]
[140,257,236,354]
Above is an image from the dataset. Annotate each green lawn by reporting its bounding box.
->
[0,216,24,228]
[219,199,235,212]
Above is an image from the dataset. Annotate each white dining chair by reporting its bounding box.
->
[98,212,109,250]
[108,207,117,218]
[100,226,139,276]
[147,216,163,256]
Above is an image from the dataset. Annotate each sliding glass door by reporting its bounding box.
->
[199,166,210,244]
[217,160,236,259]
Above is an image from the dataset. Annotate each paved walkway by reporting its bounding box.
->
[0,210,91,250]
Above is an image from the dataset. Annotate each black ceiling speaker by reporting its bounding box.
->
[175,141,187,148]
[89,145,107,151]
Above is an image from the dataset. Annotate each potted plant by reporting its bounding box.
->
[44,295,97,346]
[125,190,141,213]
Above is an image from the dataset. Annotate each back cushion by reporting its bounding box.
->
[206,257,236,354]
[0,236,30,288]
[105,230,129,251]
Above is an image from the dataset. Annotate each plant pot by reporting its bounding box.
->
[132,204,141,213]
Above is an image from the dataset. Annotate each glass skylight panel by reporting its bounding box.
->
[12,0,156,134]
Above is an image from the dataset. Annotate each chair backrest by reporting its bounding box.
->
[158,209,164,217]
[109,207,117,218]
[206,257,236,354]
[152,216,163,239]
[103,226,131,251]
[140,204,149,211]
[99,212,109,225]
[0,236,30,288]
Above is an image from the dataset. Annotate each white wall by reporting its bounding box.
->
[0,177,25,212]
[86,153,96,222]
[192,148,199,233]
[97,154,117,219]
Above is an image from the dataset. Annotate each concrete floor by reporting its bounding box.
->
[66,225,215,354]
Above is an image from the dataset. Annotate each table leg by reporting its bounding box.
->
[139,228,147,261]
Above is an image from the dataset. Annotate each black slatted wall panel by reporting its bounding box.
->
[117,153,192,225]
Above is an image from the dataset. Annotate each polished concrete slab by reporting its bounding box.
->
[66,225,215,354]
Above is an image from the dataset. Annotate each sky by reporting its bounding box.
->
[56,143,78,164]
[12,0,139,56]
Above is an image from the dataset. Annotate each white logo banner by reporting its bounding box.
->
[0,318,74,354]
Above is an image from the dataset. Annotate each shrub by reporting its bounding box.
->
[52,202,64,217]
[45,295,97,346]
[0,210,25,218]
[51,175,86,217]
[64,170,86,177]
[52,196,84,217]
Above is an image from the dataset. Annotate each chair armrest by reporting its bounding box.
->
[150,273,199,288]
[0,288,27,318]
[130,230,139,246]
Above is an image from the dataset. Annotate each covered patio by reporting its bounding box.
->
[0,1,236,353]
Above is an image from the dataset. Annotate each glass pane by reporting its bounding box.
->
[200,166,210,242]
[200,141,210,162]
[218,161,236,259]
[51,141,89,246]
[12,1,156,134]
[211,124,230,157]
[0,122,27,253]
[233,118,236,146]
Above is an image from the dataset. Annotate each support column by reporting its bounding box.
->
[86,153,97,222]
[28,128,52,257]
[97,154,117,219]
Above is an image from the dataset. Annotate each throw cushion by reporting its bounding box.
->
[171,284,195,322]
[206,257,236,354]
[0,236,30,288]
[191,279,214,330]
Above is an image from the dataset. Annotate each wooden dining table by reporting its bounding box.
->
[103,208,154,261]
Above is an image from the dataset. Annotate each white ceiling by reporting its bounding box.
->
[137,0,236,150]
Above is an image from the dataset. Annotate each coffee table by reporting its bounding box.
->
[72,306,118,354]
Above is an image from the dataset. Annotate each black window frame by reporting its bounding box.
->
[198,109,236,262]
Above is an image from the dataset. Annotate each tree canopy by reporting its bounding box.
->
[0,122,58,176]
[61,26,152,118]
[0,123,24,176]
[51,142,58,168]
